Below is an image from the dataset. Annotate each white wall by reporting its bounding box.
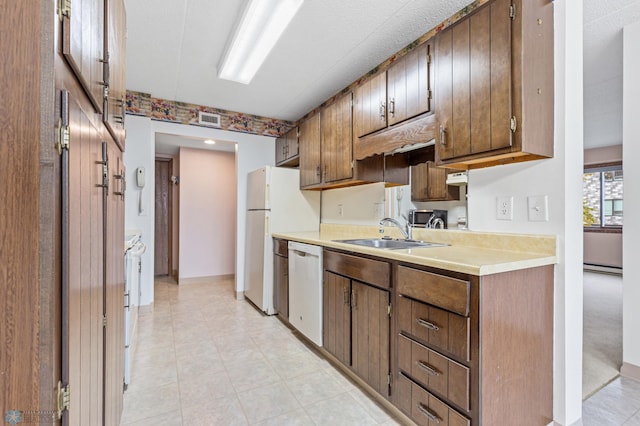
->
[622,20,640,374]
[123,118,275,304]
[321,183,386,224]
[124,116,155,305]
[178,148,236,280]
[466,2,584,424]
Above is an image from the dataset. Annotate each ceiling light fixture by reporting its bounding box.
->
[204,139,216,145]
[218,0,304,84]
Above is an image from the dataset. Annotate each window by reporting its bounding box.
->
[583,164,623,229]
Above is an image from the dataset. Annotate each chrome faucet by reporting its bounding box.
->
[379,217,412,240]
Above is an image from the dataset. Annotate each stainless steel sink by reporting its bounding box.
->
[334,238,446,250]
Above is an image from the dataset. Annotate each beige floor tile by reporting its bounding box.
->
[237,382,302,424]
[181,395,248,425]
[304,393,379,425]
[286,369,347,406]
[121,382,181,424]
[251,409,315,426]
[349,388,395,424]
[178,369,236,403]
[120,410,182,426]
[267,351,326,380]
[225,357,281,393]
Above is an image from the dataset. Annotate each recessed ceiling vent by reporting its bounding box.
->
[198,111,221,127]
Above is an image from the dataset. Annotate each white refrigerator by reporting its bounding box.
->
[244,166,320,314]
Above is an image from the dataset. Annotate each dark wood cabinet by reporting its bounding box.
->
[273,239,289,319]
[387,42,433,126]
[299,113,322,188]
[61,0,105,113]
[354,72,388,138]
[394,263,554,425]
[411,161,460,202]
[275,127,299,167]
[323,250,391,397]
[321,92,354,184]
[435,0,553,169]
[104,0,127,150]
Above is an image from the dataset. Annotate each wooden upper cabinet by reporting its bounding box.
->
[61,0,105,114]
[411,161,460,202]
[388,42,432,126]
[435,0,554,168]
[104,0,127,150]
[321,92,354,183]
[354,72,387,138]
[299,113,322,188]
[275,126,299,167]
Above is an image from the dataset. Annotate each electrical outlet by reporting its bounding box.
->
[338,204,343,217]
[496,196,513,220]
[374,202,384,218]
[528,195,549,221]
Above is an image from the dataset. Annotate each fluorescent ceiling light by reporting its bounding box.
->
[204,139,216,145]
[218,0,304,84]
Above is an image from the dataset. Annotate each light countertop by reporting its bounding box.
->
[273,224,557,276]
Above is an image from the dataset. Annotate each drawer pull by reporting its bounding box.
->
[417,403,441,423]
[417,360,440,376]
[416,318,440,331]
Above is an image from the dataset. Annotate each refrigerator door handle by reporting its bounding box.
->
[265,183,270,209]
[265,215,269,236]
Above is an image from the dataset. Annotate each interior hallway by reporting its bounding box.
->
[122,276,640,425]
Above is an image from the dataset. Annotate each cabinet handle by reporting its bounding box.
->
[379,101,386,120]
[351,289,357,309]
[343,287,349,305]
[389,98,395,115]
[323,165,327,181]
[439,125,446,145]
[416,318,440,331]
[417,360,440,376]
[316,166,321,178]
[417,403,441,424]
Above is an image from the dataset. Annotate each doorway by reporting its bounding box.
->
[154,158,173,276]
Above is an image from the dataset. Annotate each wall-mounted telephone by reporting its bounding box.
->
[136,167,145,188]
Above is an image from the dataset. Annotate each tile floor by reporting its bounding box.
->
[122,276,640,426]
[121,277,402,425]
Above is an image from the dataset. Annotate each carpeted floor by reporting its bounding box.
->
[583,271,623,400]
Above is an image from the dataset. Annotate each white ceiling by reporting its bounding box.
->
[155,133,236,155]
[125,0,640,151]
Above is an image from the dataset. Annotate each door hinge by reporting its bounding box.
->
[427,53,431,64]
[58,0,71,18]
[509,4,516,20]
[387,303,392,317]
[351,160,354,170]
[57,121,70,154]
[510,116,517,133]
[56,381,70,419]
[428,89,433,100]
[387,373,391,385]
[102,315,107,328]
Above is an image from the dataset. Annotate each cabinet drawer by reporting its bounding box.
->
[324,250,390,289]
[397,266,470,316]
[273,239,288,256]
[398,334,469,411]
[398,296,470,362]
[396,374,470,426]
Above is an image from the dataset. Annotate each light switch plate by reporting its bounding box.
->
[496,196,514,220]
[528,195,549,221]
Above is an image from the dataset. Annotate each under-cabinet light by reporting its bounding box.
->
[204,139,216,145]
[218,0,304,84]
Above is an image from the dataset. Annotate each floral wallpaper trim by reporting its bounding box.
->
[126,90,294,138]
[297,0,491,123]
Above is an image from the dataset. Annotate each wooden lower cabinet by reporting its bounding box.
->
[323,250,391,397]
[273,239,289,319]
[394,263,554,425]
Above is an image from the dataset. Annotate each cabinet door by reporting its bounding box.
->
[275,134,287,164]
[321,93,353,183]
[323,271,351,365]
[299,113,322,187]
[61,0,105,113]
[104,0,127,150]
[436,0,513,161]
[388,42,432,126]
[286,127,299,159]
[274,254,289,318]
[351,281,390,397]
[411,162,460,202]
[104,136,125,426]
[354,72,387,137]
[65,93,106,426]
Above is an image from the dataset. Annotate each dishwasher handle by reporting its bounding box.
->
[292,250,307,257]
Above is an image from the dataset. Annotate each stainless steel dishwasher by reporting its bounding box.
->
[288,241,323,346]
